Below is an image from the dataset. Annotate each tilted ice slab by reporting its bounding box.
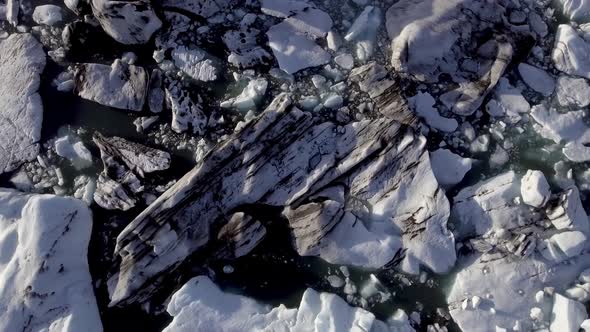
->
[429,148,473,189]
[0,33,46,174]
[0,189,102,332]
[530,104,590,162]
[75,60,148,111]
[107,92,453,305]
[163,275,414,332]
[553,24,590,79]
[91,0,162,44]
[518,63,555,97]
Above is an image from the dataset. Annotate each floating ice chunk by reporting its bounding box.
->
[75,60,148,111]
[133,116,159,133]
[163,275,392,331]
[486,78,530,123]
[327,30,342,51]
[557,0,590,22]
[0,189,102,332]
[530,105,590,162]
[322,93,343,109]
[55,135,93,170]
[553,24,590,79]
[409,92,458,132]
[267,22,331,74]
[334,54,354,70]
[172,46,218,82]
[222,78,268,111]
[546,186,589,233]
[518,63,555,96]
[344,6,381,62]
[32,5,62,26]
[430,148,473,189]
[165,84,207,135]
[544,231,587,261]
[262,0,332,37]
[556,75,590,108]
[0,33,46,174]
[550,293,588,332]
[520,170,550,208]
[91,0,162,44]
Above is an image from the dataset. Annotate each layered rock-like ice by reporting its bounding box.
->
[163,275,414,332]
[530,104,590,162]
[558,0,590,22]
[107,92,452,305]
[91,0,162,44]
[0,189,102,332]
[430,149,473,189]
[75,60,148,111]
[0,33,46,174]
[518,63,555,97]
[556,75,590,108]
[553,24,590,79]
[32,5,63,26]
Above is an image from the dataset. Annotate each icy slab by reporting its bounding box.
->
[106,93,450,305]
[557,0,590,22]
[430,149,473,189]
[163,275,411,332]
[518,63,555,97]
[165,82,207,135]
[546,186,589,233]
[543,231,587,262]
[221,78,268,111]
[530,105,590,162]
[408,92,457,132]
[520,170,550,208]
[550,293,587,332]
[0,189,102,332]
[0,33,46,174]
[91,0,162,44]
[55,135,93,170]
[344,6,382,62]
[261,0,332,37]
[32,5,63,26]
[556,75,590,108]
[75,60,148,111]
[267,21,331,74]
[171,46,218,82]
[223,28,272,69]
[553,24,590,79]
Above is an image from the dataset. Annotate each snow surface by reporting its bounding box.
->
[0,189,102,332]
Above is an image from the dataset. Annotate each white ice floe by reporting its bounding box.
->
[55,135,94,170]
[334,54,354,70]
[221,78,268,111]
[0,189,102,332]
[557,0,590,22]
[163,275,414,332]
[0,33,46,174]
[264,0,332,74]
[550,293,588,332]
[32,5,62,26]
[430,148,473,189]
[267,21,331,74]
[530,104,590,162]
[556,75,590,108]
[520,170,550,208]
[344,6,382,63]
[409,92,458,133]
[485,78,530,124]
[75,60,148,111]
[91,0,162,44]
[518,63,555,96]
[171,46,218,82]
[553,24,590,79]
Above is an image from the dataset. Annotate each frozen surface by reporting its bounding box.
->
[0,189,102,332]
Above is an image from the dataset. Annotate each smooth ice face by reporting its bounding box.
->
[0,189,102,332]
